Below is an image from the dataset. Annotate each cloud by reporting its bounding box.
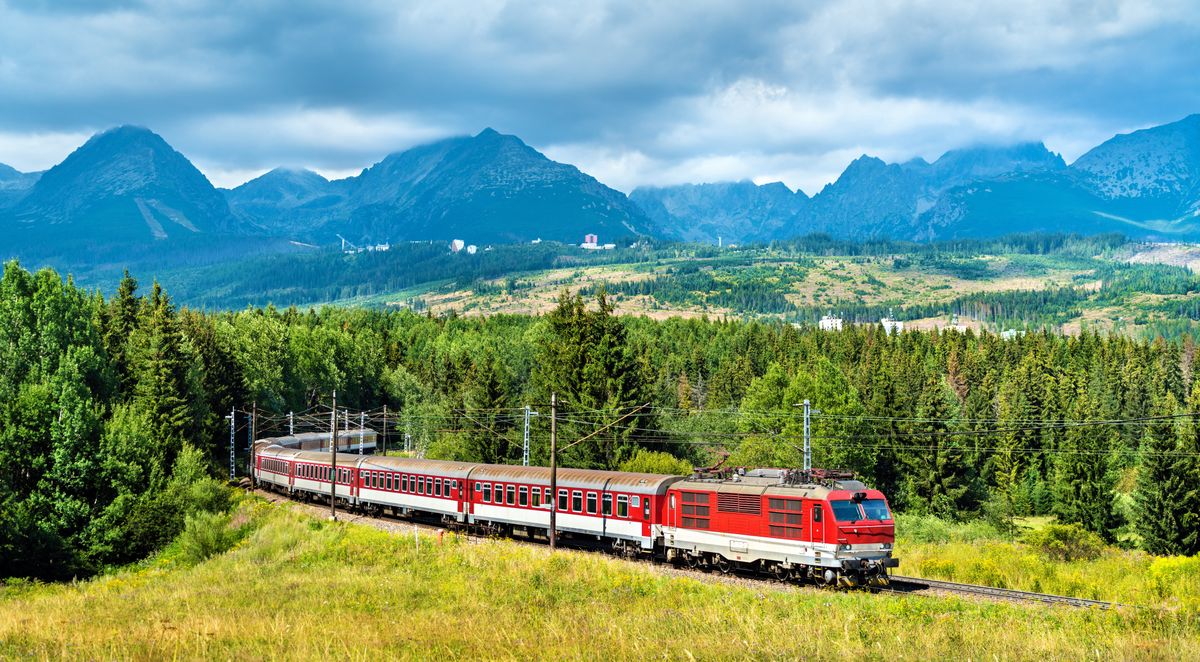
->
[0,0,1196,190]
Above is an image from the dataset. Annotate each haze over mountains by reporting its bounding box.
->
[2,115,1200,269]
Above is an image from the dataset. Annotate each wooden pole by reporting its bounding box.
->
[549,392,557,550]
[382,405,388,455]
[329,390,338,521]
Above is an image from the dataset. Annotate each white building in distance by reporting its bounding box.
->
[819,315,844,331]
[881,317,904,335]
[450,239,465,252]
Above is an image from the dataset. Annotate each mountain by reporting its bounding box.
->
[6,126,239,247]
[919,117,1200,239]
[1072,114,1200,219]
[0,163,40,209]
[225,167,345,235]
[628,180,806,244]
[331,128,653,244]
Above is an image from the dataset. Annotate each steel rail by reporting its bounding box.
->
[886,575,1117,609]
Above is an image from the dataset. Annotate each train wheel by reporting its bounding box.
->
[771,564,789,582]
[714,557,732,574]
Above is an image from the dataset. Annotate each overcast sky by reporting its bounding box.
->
[0,0,1197,193]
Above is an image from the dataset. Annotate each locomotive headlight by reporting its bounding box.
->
[882,543,892,550]
[839,543,852,551]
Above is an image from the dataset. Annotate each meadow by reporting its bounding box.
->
[1,497,1197,661]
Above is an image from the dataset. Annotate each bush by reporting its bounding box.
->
[896,514,1002,544]
[1022,523,1106,562]
[618,450,693,476]
[177,511,241,566]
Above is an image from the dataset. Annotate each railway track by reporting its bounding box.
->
[251,487,1123,610]
[884,575,1116,609]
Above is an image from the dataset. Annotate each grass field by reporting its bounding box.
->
[2,498,1197,660]
[330,245,1200,339]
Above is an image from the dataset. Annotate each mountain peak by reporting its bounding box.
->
[1072,113,1200,205]
[11,124,236,240]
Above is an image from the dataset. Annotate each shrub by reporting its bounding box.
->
[618,450,693,476]
[1022,523,1106,562]
[177,511,240,566]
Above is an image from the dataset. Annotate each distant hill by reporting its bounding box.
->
[333,128,653,245]
[0,163,41,209]
[222,129,654,246]
[629,180,806,244]
[6,116,1200,280]
[633,142,1070,242]
[225,167,345,236]
[5,126,242,248]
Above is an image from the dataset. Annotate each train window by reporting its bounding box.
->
[602,494,612,516]
[630,496,640,508]
[435,479,443,497]
[532,487,541,508]
[482,483,492,502]
[571,491,583,513]
[644,499,650,520]
[558,489,568,511]
[812,504,823,522]
[616,495,629,517]
[401,475,408,492]
[830,500,861,522]
[861,499,892,521]
[506,485,516,505]
[384,473,391,491]
[545,488,552,504]
[586,493,597,515]
[519,487,529,507]
[417,476,425,494]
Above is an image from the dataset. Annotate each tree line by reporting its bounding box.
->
[4,259,1200,580]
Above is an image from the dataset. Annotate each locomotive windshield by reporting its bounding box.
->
[830,499,893,522]
[830,500,863,522]
[860,499,892,521]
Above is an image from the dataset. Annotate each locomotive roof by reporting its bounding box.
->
[670,478,880,500]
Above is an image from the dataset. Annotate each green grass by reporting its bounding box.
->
[895,514,1200,610]
[1,499,1197,660]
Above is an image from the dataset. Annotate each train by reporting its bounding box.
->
[253,437,899,587]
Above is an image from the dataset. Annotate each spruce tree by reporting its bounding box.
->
[129,283,192,474]
[1053,374,1119,540]
[1136,393,1187,555]
[1174,383,1200,555]
[905,375,975,519]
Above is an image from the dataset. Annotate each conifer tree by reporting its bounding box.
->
[904,375,976,518]
[1053,374,1119,540]
[1136,393,1187,555]
[130,283,192,474]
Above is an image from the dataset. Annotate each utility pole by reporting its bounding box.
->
[288,410,294,436]
[802,399,811,471]
[547,398,648,552]
[359,410,365,455]
[250,401,257,483]
[549,393,557,550]
[329,391,338,521]
[226,409,235,481]
[523,405,538,466]
[382,405,388,455]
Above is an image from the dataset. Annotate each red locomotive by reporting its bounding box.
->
[254,438,898,587]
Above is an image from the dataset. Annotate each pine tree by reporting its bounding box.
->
[904,375,976,519]
[103,270,140,396]
[1174,383,1200,555]
[1053,375,1119,540]
[129,283,192,475]
[1136,393,1187,555]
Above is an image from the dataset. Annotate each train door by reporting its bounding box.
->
[811,502,825,542]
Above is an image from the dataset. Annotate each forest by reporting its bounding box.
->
[2,257,1200,581]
